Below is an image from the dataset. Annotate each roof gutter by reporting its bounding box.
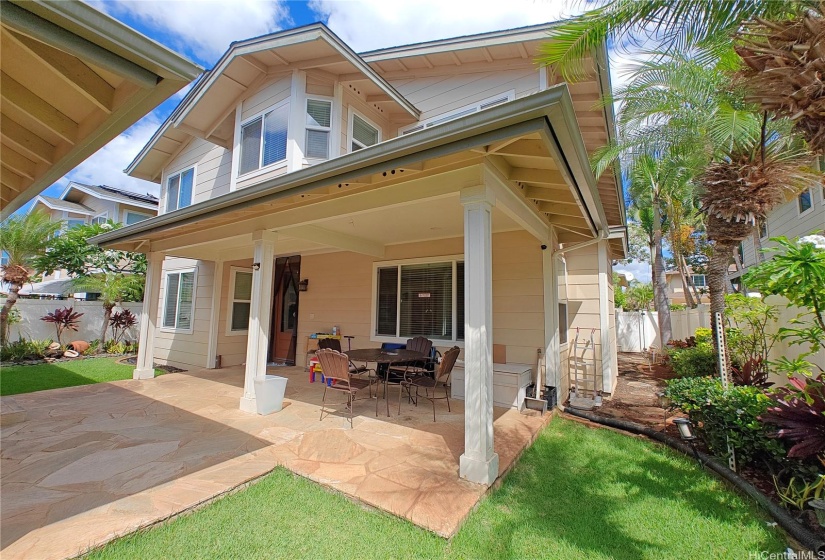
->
[93,85,605,248]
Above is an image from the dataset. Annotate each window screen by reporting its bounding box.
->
[306,129,329,159]
[352,114,378,151]
[558,302,568,345]
[166,168,193,211]
[240,117,262,175]
[166,174,180,212]
[306,100,331,128]
[456,262,465,341]
[163,271,195,330]
[231,270,253,331]
[399,263,453,339]
[262,105,289,166]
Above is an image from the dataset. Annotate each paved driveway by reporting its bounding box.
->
[1,366,547,559]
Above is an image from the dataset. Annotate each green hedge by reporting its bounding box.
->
[668,345,717,378]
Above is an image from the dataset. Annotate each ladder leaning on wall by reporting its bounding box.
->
[568,327,599,410]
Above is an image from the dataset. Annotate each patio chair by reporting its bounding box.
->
[387,336,434,381]
[318,337,370,376]
[398,346,460,421]
[316,348,376,426]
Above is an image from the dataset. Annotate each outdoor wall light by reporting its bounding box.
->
[298,279,309,292]
[252,263,261,271]
[673,417,696,441]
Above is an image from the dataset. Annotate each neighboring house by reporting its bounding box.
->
[93,23,626,485]
[0,0,201,218]
[733,186,825,282]
[664,267,708,305]
[29,182,158,284]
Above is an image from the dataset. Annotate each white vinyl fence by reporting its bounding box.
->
[2,299,142,343]
[616,300,825,380]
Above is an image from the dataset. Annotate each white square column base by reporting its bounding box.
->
[132,367,155,380]
[239,396,257,414]
[460,453,499,485]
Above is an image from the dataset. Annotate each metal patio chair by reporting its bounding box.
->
[316,348,376,426]
[398,346,460,421]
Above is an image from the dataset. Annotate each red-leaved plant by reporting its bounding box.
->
[760,374,825,459]
[731,358,773,389]
[109,309,137,343]
[40,307,84,346]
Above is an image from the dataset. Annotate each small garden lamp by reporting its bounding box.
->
[673,417,696,441]
[657,392,671,428]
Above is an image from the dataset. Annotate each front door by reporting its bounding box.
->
[270,256,301,364]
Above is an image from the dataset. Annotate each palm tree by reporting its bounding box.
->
[73,272,144,346]
[0,211,62,345]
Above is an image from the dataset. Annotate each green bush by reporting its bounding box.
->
[665,377,787,468]
[668,345,717,378]
[0,339,50,362]
[694,327,712,345]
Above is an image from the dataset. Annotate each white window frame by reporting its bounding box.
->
[348,108,381,153]
[91,212,108,226]
[226,266,253,336]
[399,90,516,135]
[123,210,152,225]
[166,166,196,213]
[370,255,464,346]
[798,187,814,216]
[304,95,334,161]
[692,274,707,288]
[161,267,198,334]
[237,99,290,179]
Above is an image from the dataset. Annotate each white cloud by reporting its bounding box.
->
[65,113,163,198]
[311,0,577,53]
[614,261,652,284]
[102,0,289,63]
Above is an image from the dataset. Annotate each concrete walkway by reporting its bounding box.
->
[1,366,548,559]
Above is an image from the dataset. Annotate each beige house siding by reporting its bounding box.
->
[341,88,392,155]
[154,256,214,369]
[159,137,232,211]
[215,258,253,367]
[240,74,292,121]
[386,66,539,126]
[742,187,825,268]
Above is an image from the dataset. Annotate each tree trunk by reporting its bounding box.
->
[708,240,734,345]
[0,282,21,346]
[684,255,702,304]
[100,303,114,347]
[676,255,696,308]
[652,201,672,344]
[733,246,747,293]
[649,242,656,310]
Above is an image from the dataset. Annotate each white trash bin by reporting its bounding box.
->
[254,375,288,415]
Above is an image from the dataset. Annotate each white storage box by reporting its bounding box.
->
[451,362,532,409]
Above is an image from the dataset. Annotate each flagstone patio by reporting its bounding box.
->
[1,364,549,560]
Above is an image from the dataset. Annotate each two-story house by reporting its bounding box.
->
[93,23,626,485]
[733,187,825,282]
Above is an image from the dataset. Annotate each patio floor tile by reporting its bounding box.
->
[1,365,549,559]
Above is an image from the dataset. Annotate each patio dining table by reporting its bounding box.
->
[346,348,426,417]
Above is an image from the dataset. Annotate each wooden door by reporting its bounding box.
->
[270,256,301,364]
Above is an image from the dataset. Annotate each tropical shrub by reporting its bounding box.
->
[40,307,83,345]
[109,309,138,343]
[761,374,825,460]
[104,340,127,355]
[694,327,712,345]
[0,339,50,362]
[731,358,772,388]
[668,345,716,378]
[724,293,778,372]
[666,376,787,468]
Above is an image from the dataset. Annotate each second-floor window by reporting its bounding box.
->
[350,113,379,152]
[167,167,194,212]
[691,274,706,288]
[92,213,107,225]
[798,188,813,214]
[305,99,332,159]
[240,101,289,175]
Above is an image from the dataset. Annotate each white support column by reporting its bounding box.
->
[206,260,224,368]
[133,252,163,379]
[459,185,499,485]
[286,70,307,173]
[542,235,561,392]
[240,232,276,413]
[598,240,614,393]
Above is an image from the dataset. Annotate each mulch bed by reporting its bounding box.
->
[118,356,185,373]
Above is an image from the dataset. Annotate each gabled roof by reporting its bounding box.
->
[0,0,201,219]
[32,195,94,215]
[127,23,420,183]
[60,181,158,210]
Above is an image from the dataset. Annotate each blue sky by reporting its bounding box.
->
[22,0,650,278]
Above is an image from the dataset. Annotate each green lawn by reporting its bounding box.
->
[86,418,786,560]
[0,357,159,396]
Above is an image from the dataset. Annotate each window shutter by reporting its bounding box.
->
[376,267,398,336]
[262,105,289,166]
[305,130,329,159]
[399,263,452,339]
[179,169,194,208]
[166,175,180,212]
[352,115,378,149]
[176,271,195,330]
[164,273,180,328]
